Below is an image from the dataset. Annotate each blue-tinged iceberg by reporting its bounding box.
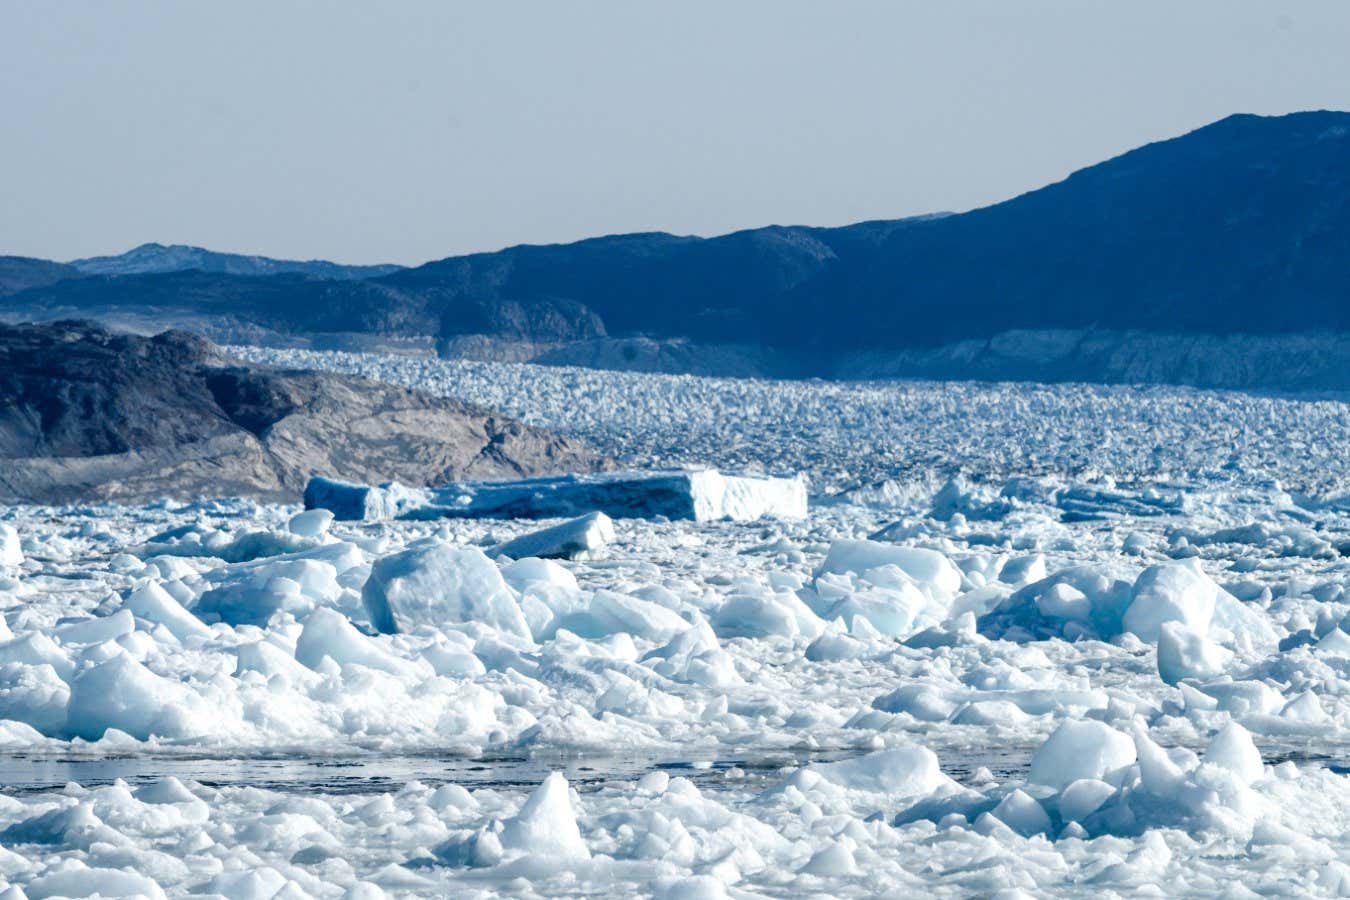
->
[304,469,808,523]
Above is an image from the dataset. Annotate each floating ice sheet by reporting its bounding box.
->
[305,469,808,523]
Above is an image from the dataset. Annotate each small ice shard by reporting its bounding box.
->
[491,511,615,561]
[498,772,590,861]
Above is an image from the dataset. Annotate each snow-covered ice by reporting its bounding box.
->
[3,349,1350,896]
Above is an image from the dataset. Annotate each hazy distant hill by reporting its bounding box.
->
[0,256,80,296]
[69,242,403,280]
[6,111,1349,385]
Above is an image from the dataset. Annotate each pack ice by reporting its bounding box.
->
[2,351,1350,897]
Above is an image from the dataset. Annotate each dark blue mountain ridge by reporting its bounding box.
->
[68,242,404,280]
[4,111,1348,374]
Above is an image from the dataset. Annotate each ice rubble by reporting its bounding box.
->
[2,722,1348,897]
[306,469,808,523]
[231,344,1350,496]
[5,355,1350,894]
[0,508,1334,764]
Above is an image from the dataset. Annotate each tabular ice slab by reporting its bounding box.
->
[305,469,808,523]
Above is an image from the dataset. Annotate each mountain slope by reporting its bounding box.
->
[799,111,1350,351]
[0,321,601,504]
[0,256,81,296]
[69,243,403,280]
[5,111,1348,381]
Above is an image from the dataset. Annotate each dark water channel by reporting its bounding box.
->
[0,744,1341,798]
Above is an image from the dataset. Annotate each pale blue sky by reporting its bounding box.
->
[3,1,1348,265]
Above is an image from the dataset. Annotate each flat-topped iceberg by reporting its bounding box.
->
[304,469,808,523]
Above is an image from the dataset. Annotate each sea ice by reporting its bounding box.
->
[306,469,808,523]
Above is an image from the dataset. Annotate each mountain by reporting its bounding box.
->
[0,321,600,504]
[0,256,81,296]
[4,111,1349,385]
[69,243,403,280]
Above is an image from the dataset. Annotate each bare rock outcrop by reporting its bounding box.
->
[0,321,600,505]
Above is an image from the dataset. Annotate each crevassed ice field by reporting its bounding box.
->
[3,347,1350,897]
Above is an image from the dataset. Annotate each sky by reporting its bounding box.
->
[3,1,1349,266]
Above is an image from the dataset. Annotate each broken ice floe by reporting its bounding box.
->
[304,468,808,523]
[490,511,615,561]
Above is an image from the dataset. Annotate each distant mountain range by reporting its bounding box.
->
[3,111,1348,386]
[68,242,404,279]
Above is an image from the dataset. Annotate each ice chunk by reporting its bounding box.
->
[560,589,689,643]
[25,866,167,900]
[999,553,1047,586]
[304,476,431,521]
[1201,722,1264,786]
[1123,560,1217,643]
[1157,621,1232,685]
[816,540,961,596]
[498,772,590,861]
[53,610,135,646]
[0,634,74,682]
[235,638,322,684]
[799,841,859,875]
[1057,778,1117,822]
[502,557,584,640]
[194,551,349,627]
[712,589,825,640]
[807,747,952,797]
[0,661,70,735]
[0,524,21,567]
[991,789,1051,836]
[826,583,934,639]
[125,581,212,641]
[362,541,530,638]
[289,508,335,537]
[307,469,808,523]
[644,620,742,687]
[1280,691,1328,723]
[1315,628,1350,656]
[653,876,730,900]
[491,511,615,561]
[295,608,426,678]
[1035,582,1092,621]
[196,568,333,627]
[1027,720,1136,791]
[66,652,202,741]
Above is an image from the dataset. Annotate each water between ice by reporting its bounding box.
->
[0,746,1342,798]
